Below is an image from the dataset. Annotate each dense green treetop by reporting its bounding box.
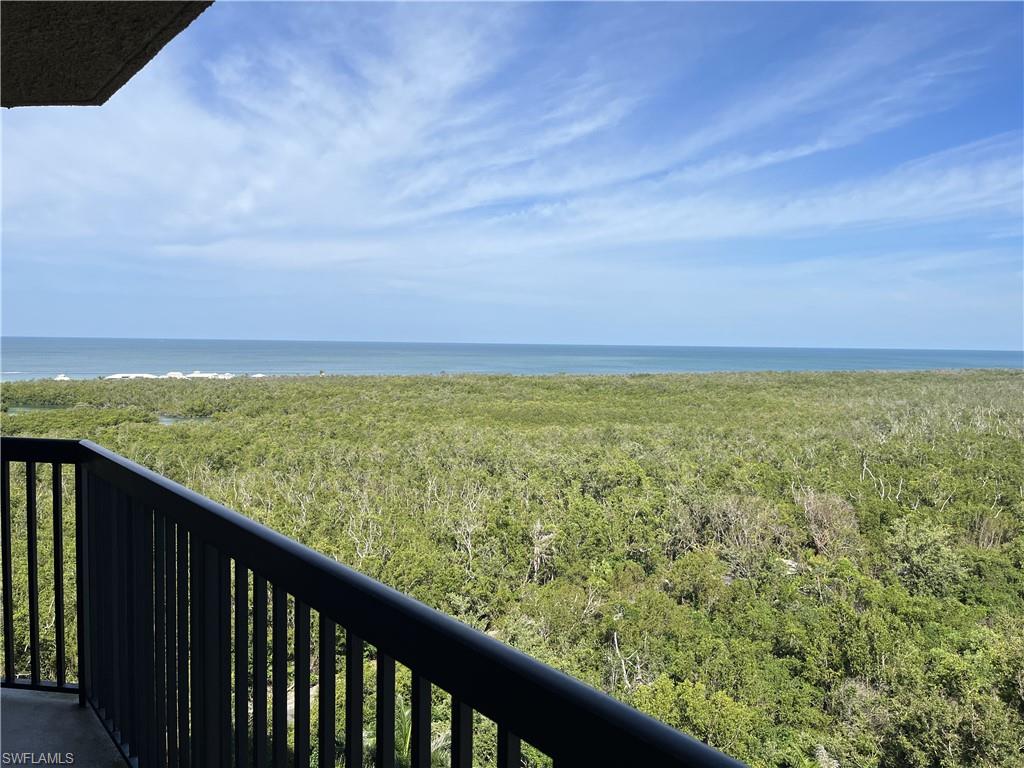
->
[3,371,1022,767]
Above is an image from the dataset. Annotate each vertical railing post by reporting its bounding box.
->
[26,461,40,686]
[272,586,288,767]
[1,460,14,684]
[165,516,179,767]
[124,495,138,756]
[345,632,364,768]
[234,561,249,768]
[497,725,521,768]
[199,544,226,767]
[201,542,223,767]
[452,700,472,768]
[177,527,190,768]
[52,462,65,688]
[295,602,310,768]
[253,575,268,768]
[410,673,431,768]
[124,495,139,755]
[318,617,336,768]
[109,484,124,735]
[189,534,204,767]
[139,504,156,767]
[155,512,168,767]
[218,553,231,768]
[90,475,104,711]
[377,652,396,768]
[74,463,88,706]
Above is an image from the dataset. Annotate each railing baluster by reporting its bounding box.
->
[345,632,364,768]
[125,496,139,756]
[52,462,65,688]
[201,544,222,767]
[234,561,249,768]
[451,700,472,768]
[75,464,89,707]
[1,460,14,683]
[272,586,288,767]
[497,725,521,768]
[410,673,431,768]
[253,575,268,768]
[377,652,396,768]
[112,482,122,727]
[177,526,190,768]
[110,486,120,724]
[99,478,111,714]
[88,475,102,710]
[219,553,232,768]
[165,517,179,767]
[318,616,336,768]
[140,504,157,767]
[110,485,124,738]
[155,511,168,767]
[26,462,40,685]
[93,477,104,710]
[295,601,311,768]
[88,476,99,704]
[126,497,140,757]
[189,533,204,766]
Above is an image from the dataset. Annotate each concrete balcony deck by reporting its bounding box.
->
[1,688,124,767]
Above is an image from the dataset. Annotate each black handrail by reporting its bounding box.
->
[0,436,746,768]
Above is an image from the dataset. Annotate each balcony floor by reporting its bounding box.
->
[1,688,124,767]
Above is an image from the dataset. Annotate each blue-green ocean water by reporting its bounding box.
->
[1,337,1020,380]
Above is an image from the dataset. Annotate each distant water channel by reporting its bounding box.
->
[1,337,1020,381]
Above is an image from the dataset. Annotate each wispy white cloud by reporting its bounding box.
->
[511,133,1023,249]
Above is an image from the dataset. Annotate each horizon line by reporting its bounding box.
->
[1,335,1021,355]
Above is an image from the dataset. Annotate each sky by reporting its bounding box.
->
[2,1,1022,350]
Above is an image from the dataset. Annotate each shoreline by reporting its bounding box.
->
[3,339,1020,383]
[3,366,1023,384]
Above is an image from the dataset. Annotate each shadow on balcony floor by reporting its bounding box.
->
[1,688,124,767]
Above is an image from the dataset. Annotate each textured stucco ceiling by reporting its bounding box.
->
[1,1,212,108]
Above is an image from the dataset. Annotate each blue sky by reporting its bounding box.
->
[2,1,1022,349]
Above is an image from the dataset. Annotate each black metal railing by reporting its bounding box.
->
[0,436,744,768]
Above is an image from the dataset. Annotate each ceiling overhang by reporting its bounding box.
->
[2,1,212,108]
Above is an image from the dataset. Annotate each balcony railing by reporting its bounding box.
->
[0,436,744,768]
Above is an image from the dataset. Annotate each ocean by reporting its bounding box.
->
[1,337,1020,381]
